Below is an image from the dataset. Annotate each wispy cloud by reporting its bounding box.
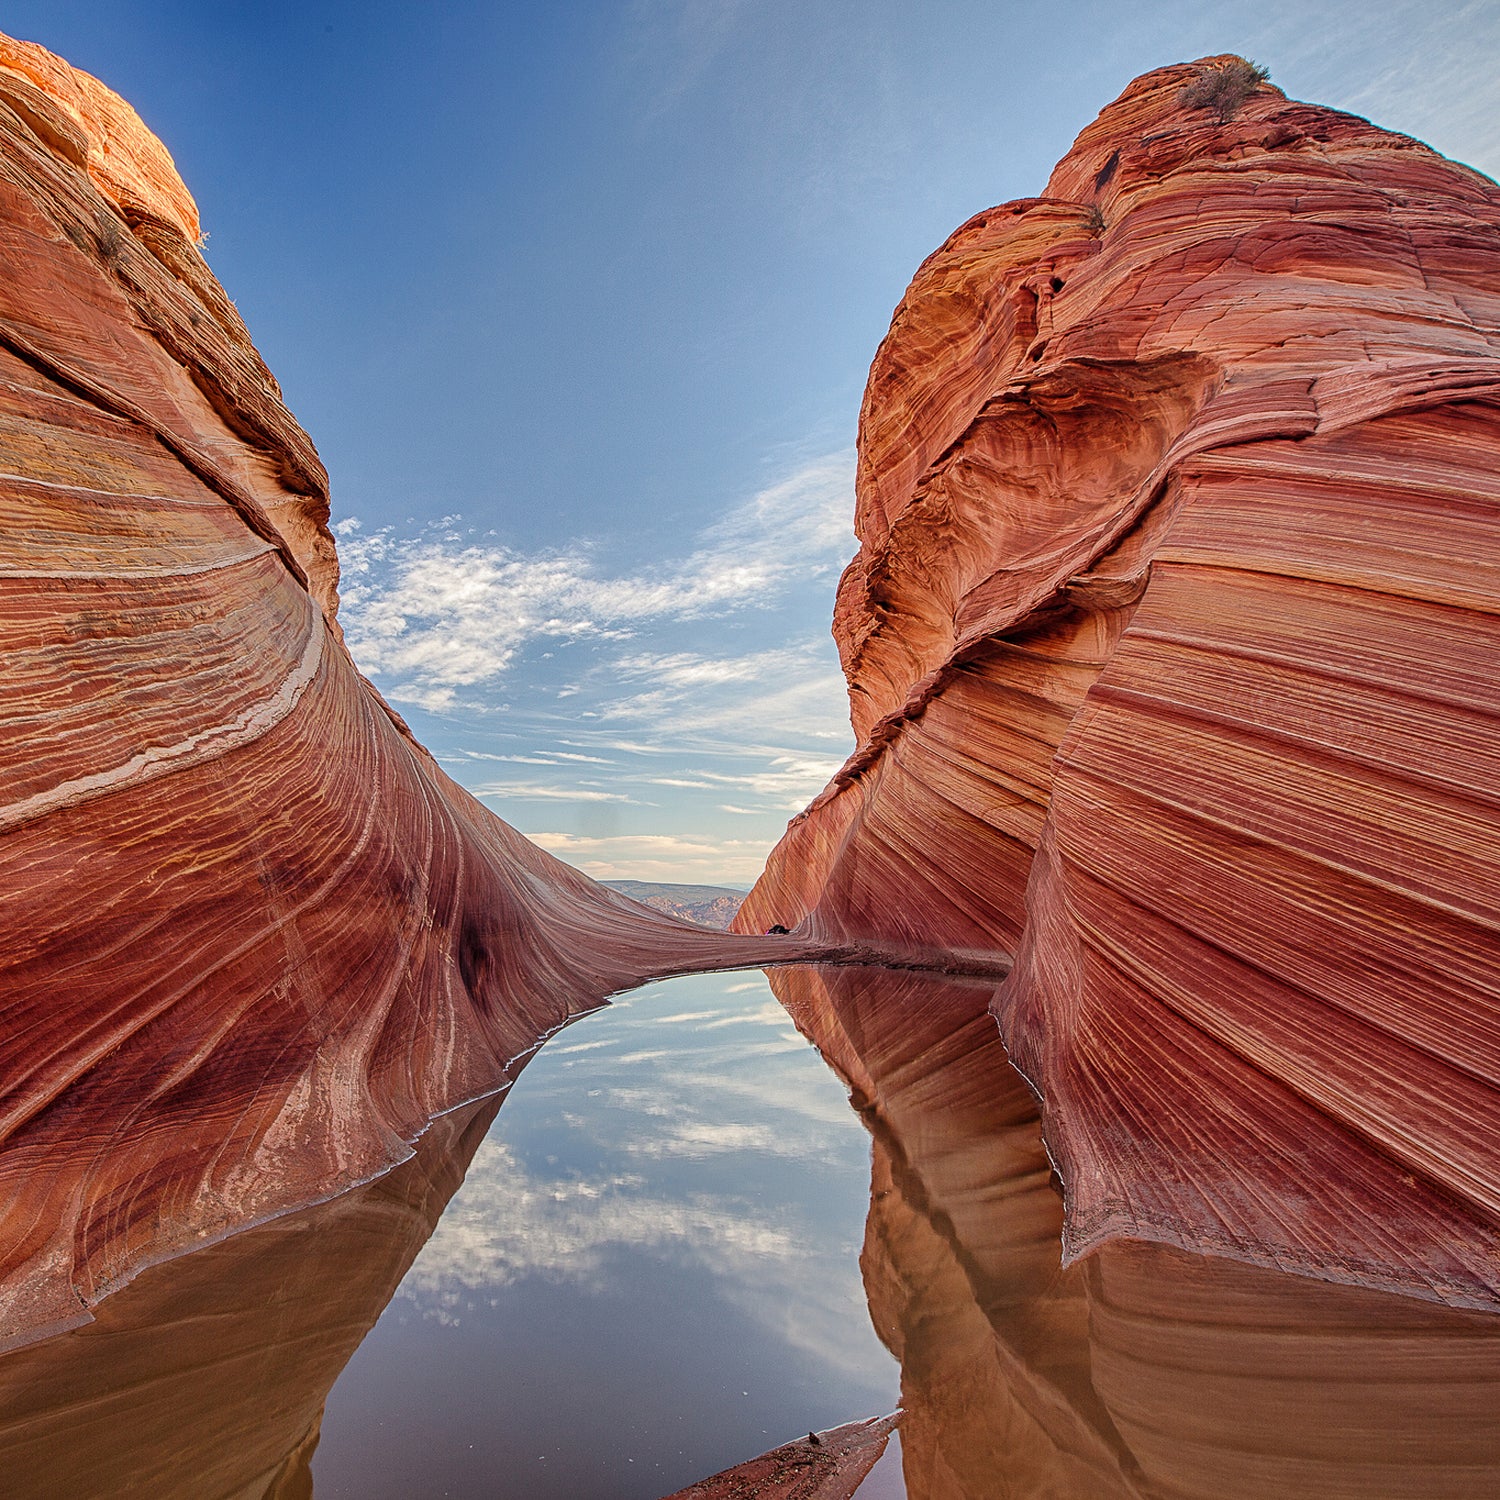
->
[592,640,852,749]
[336,452,854,714]
[527,831,768,884]
[473,782,644,805]
[461,750,616,766]
[670,754,846,810]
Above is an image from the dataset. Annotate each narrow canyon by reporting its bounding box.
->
[0,32,1498,1500]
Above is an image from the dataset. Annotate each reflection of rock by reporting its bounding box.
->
[661,1413,898,1500]
[0,1095,499,1500]
[0,31,808,1351]
[740,59,1500,1307]
[772,965,1143,1498]
[770,965,1500,1500]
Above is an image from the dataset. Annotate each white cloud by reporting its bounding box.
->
[462,750,617,766]
[474,782,643,804]
[654,754,846,811]
[592,641,854,754]
[335,451,853,712]
[527,830,768,883]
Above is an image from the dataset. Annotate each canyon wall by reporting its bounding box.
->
[739,60,1500,1306]
[771,964,1500,1499]
[0,32,804,1351]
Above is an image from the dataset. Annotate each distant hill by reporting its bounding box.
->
[603,881,746,931]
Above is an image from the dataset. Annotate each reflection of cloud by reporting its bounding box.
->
[399,1136,797,1306]
[335,452,853,713]
[394,973,894,1388]
[642,1121,783,1155]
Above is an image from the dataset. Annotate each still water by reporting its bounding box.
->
[4,962,1500,1497]
[311,969,901,1499]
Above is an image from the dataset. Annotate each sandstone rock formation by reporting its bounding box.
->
[0,31,814,1351]
[739,60,1500,1307]
[771,964,1500,1499]
[659,1414,899,1500]
[0,1095,501,1500]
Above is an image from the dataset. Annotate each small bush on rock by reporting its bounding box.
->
[1178,58,1270,123]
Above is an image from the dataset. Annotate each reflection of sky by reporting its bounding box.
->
[399,973,875,1374]
[313,971,897,1500]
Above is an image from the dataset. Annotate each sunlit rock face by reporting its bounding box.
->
[772,966,1500,1499]
[0,31,801,1351]
[739,58,1500,1307]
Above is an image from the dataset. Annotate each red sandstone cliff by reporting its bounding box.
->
[773,964,1500,1499]
[0,32,813,1350]
[739,59,1500,1307]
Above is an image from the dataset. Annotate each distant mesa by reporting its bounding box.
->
[739,56,1500,1309]
[603,880,746,931]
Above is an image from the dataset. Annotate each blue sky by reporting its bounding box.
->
[10,1,1500,883]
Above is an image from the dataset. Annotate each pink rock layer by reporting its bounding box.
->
[772,964,1500,1499]
[659,1414,899,1500]
[0,32,824,1349]
[738,60,1500,1307]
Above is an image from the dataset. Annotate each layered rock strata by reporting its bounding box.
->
[739,60,1500,1306]
[0,1096,501,1500]
[0,32,814,1349]
[772,965,1500,1499]
[659,1415,899,1500]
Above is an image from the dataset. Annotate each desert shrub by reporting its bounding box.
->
[93,216,123,264]
[1178,58,1270,123]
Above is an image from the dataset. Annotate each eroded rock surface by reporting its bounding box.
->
[0,31,811,1350]
[772,965,1500,1499]
[739,60,1500,1306]
[660,1414,899,1500]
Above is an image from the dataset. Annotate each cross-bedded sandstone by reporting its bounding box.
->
[740,58,1500,1308]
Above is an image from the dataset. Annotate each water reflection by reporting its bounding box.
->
[1,962,1499,1498]
[311,970,898,1498]
[0,1095,500,1500]
[769,964,1500,1500]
